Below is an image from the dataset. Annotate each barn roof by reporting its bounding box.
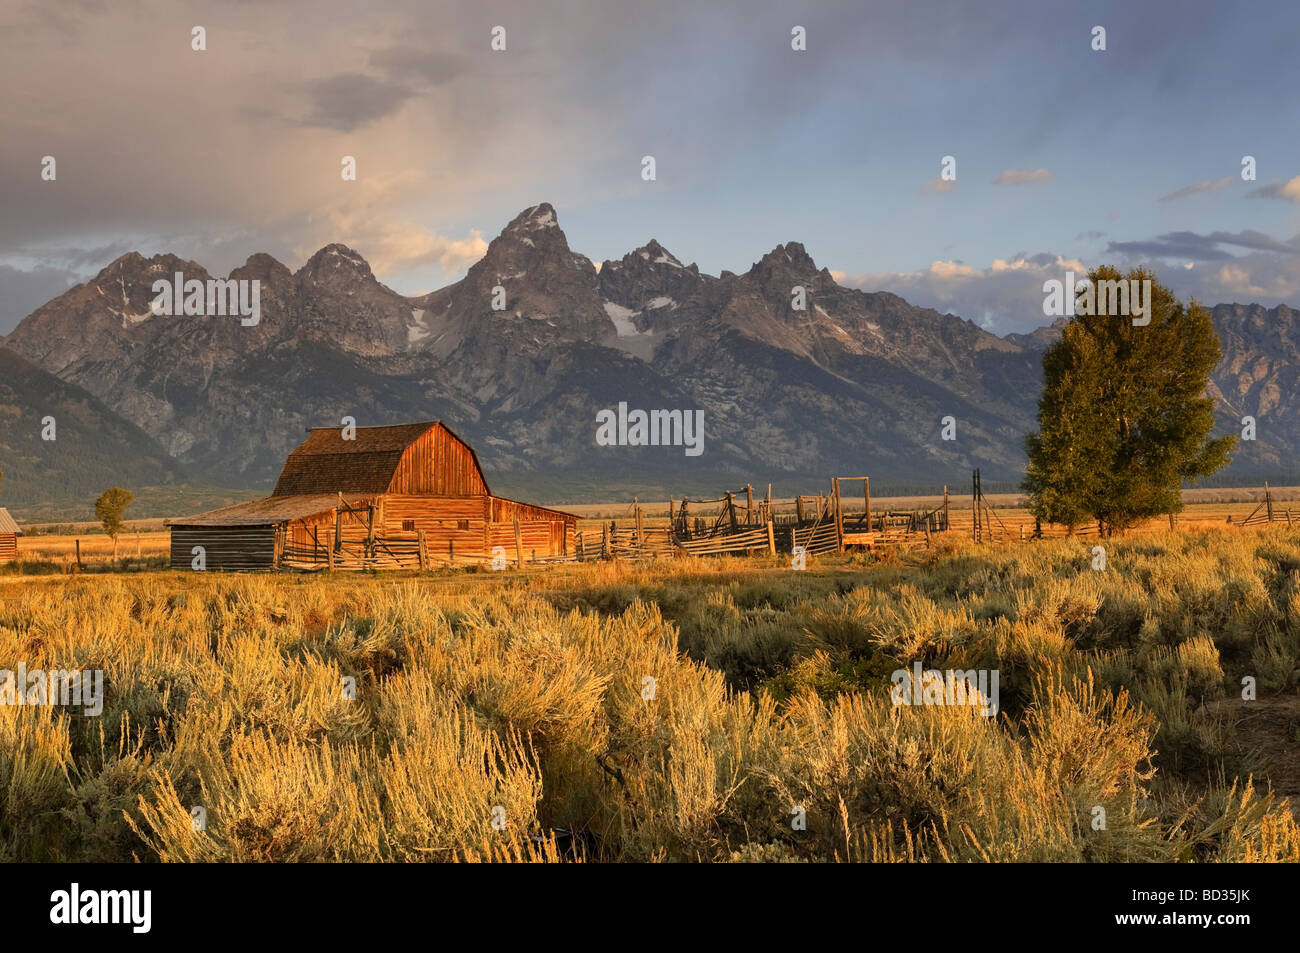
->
[0,508,20,535]
[167,494,341,527]
[271,420,490,496]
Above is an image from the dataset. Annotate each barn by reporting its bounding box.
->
[168,421,579,571]
[0,508,20,564]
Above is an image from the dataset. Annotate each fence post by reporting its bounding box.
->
[833,478,845,551]
[766,521,776,555]
[864,477,871,535]
[417,530,427,571]
[513,516,524,569]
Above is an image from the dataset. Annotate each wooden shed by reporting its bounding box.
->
[0,508,20,564]
[168,421,579,571]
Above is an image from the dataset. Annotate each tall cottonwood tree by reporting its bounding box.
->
[1024,266,1234,536]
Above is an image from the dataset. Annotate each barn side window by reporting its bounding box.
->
[458,519,469,530]
[402,519,416,532]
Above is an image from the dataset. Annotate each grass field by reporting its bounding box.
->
[2,525,1299,862]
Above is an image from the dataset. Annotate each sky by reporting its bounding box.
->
[2,0,1298,335]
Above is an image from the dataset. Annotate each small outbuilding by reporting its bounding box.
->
[168,421,579,571]
[0,508,20,563]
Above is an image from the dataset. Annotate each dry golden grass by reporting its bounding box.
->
[2,527,1299,862]
[16,530,170,563]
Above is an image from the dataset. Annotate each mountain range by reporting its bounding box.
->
[2,203,1297,512]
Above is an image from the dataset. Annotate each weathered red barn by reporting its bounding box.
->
[0,508,20,563]
[168,421,579,571]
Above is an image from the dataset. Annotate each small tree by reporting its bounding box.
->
[95,487,135,558]
[1024,266,1235,536]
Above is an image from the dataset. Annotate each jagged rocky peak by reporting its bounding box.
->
[231,252,292,284]
[602,239,682,273]
[598,238,708,317]
[740,242,837,303]
[479,202,595,278]
[506,202,561,232]
[494,202,570,250]
[751,241,820,276]
[635,239,684,268]
[99,250,146,275]
[97,251,206,281]
[296,243,375,282]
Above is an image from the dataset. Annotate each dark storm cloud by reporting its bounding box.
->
[298,73,418,132]
[0,265,81,334]
[369,46,470,87]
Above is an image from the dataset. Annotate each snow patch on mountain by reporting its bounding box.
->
[407,308,429,343]
[603,301,641,337]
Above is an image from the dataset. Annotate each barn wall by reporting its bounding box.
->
[376,494,487,556]
[381,495,489,526]
[170,526,279,571]
[0,534,16,563]
[375,495,570,559]
[388,426,490,496]
[487,520,568,559]
[490,497,578,525]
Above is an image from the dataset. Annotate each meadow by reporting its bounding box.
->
[1,526,1299,862]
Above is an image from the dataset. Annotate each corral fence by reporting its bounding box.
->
[591,474,1298,563]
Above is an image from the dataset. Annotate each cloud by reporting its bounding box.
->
[834,253,1087,334]
[369,46,469,88]
[295,186,490,278]
[992,168,1055,186]
[920,178,956,194]
[334,223,488,277]
[1107,229,1299,262]
[297,73,417,132]
[833,229,1300,336]
[1247,175,1300,202]
[1158,176,1233,202]
[0,264,82,335]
